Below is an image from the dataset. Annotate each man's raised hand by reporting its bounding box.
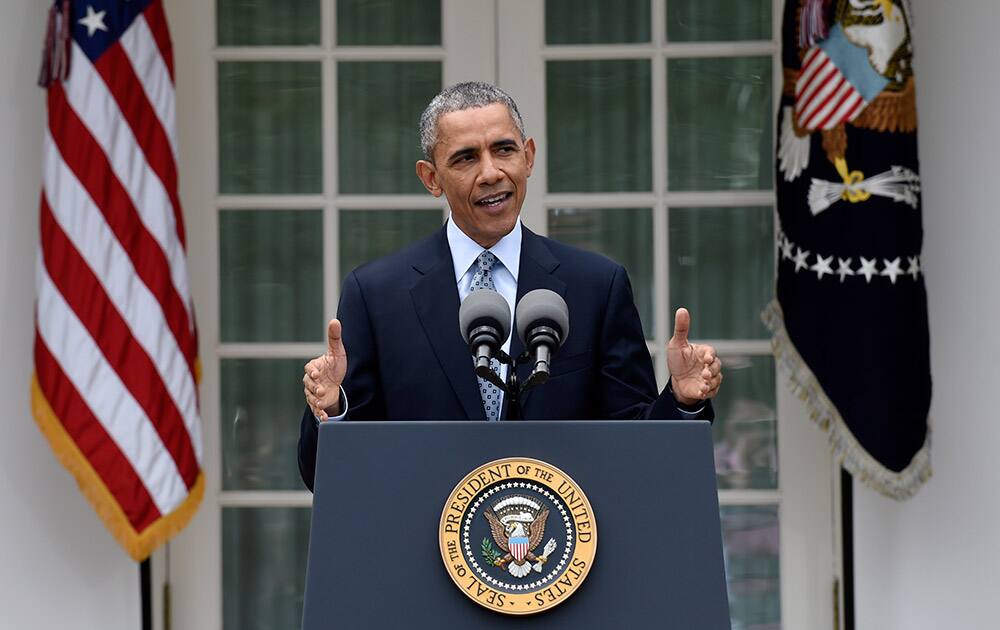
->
[303,319,348,421]
[666,308,723,406]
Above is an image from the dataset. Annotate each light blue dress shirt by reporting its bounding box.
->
[447,216,521,414]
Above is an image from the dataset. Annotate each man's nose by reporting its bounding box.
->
[478,154,503,185]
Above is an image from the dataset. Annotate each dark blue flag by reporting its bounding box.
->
[766,0,930,499]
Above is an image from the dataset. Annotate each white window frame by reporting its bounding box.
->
[164,1,840,628]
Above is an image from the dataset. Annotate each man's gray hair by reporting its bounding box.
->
[418,82,526,161]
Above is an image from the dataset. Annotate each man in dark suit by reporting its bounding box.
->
[298,82,722,490]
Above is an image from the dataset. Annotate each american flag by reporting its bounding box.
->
[33,0,202,561]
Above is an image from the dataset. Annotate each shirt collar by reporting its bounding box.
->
[446,217,522,283]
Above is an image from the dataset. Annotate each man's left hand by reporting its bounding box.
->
[667,308,723,406]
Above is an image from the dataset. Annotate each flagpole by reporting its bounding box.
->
[164,542,172,630]
[841,468,855,630]
[140,557,152,630]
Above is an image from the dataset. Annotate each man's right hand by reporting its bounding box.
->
[303,319,348,421]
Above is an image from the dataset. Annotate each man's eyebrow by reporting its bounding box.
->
[446,147,477,164]
[446,139,519,164]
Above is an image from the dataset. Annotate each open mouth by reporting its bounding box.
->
[474,192,512,208]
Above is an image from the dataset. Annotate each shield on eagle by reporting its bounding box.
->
[509,536,530,562]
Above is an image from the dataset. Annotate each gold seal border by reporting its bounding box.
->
[438,457,598,616]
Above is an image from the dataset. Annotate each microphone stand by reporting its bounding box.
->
[506,365,522,421]
[476,349,547,421]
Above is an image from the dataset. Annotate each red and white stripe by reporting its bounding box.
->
[35,1,201,540]
[510,541,528,562]
[794,47,866,131]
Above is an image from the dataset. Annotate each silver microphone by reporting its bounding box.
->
[515,289,569,383]
[459,289,511,378]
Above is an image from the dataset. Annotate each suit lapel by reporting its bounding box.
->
[410,227,487,420]
[510,228,565,411]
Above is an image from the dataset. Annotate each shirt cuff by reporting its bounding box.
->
[667,378,706,416]
[313,387,349,425]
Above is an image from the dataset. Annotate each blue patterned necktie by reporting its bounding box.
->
[471,251,503,421]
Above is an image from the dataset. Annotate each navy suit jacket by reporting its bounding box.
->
[297,224,713,490]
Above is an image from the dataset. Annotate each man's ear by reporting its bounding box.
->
[415,160,442,197]
[523,137,536,177]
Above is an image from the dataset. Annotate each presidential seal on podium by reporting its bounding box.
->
[439,457,597,615]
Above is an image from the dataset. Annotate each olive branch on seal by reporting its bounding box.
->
[481,537,502,566]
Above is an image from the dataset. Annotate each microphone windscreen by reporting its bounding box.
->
[515,289,569,346]
[459,289,511,343]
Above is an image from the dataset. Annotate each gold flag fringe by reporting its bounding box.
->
[31,374,204,561]
[763,300,932,500]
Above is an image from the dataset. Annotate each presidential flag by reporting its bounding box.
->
[33,0,202,559]
[766,0,930,499]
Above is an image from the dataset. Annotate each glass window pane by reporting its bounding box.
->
[218,62,322,194]
[669,206,773,340]
[217,0,320,46]
[547,60,652,192]
[220,210,323,342]
[548,208,654,339]
[338,62,442,194]
[713,355,777,490]
[221,359,311,491]
[720,505,781,630]
[667,0,772,43]
[668,57,772,191]
[339,210,442,277]
[337,0,441,46]
[223,507,311,630]
[545,0,650,44]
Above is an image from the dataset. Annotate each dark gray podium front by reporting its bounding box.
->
[302,421,731,629]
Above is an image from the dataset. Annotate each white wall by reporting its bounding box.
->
[854,0,1000,628]
[0,1,140,628]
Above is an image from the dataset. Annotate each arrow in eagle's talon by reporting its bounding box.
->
[808,165,921,215]
[533,538,558,572]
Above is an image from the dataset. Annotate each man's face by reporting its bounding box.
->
[416,103,535,249]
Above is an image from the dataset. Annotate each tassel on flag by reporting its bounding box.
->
[37,0,72,87]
